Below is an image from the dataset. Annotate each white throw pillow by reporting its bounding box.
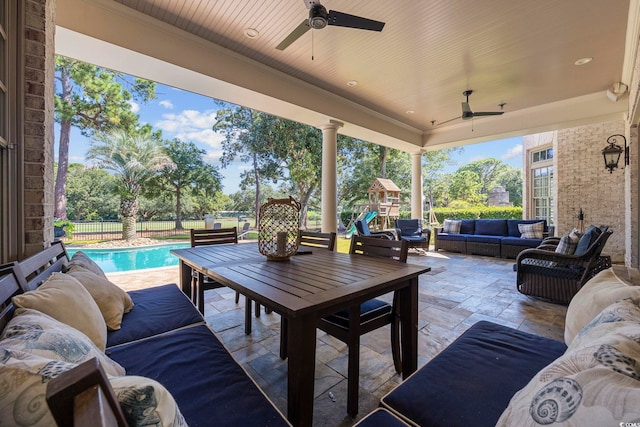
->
[12,272,108,350]
[564,268,640,345]
[66,265,134,330]
[497,320,640,426]
[442,219,462,234]
[67,250,108,278]
[0,308,124,376]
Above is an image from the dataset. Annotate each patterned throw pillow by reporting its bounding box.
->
[496,320,640,426]
[555,231,580,254]
[518,221,544,239]
[442,219,462,234]
[0,351,187,427]
[0,308,124,376]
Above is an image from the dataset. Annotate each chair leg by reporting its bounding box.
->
[391,292,402,374]
[255,302,261,317]
[235,291,240,304]
[244,297,252,335]
[347,305,361,417]
[279,317,288,360]
[391,314,402,374]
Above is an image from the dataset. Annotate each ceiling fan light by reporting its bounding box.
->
[309,4,328,29]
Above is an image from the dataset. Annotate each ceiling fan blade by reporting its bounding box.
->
[461,102,472,114]
[327,10,385,31]
[436,116,462,126]
[472,111,504,117]
[276,20,311,50]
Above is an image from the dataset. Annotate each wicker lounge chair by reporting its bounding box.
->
[515,226,613,304]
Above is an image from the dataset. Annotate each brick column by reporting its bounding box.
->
[23,0,55,255]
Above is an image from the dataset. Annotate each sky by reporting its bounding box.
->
[55,81,523,195]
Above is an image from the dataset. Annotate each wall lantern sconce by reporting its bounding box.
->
[602,134,628,173]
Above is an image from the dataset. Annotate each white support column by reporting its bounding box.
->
[411,152,423,220]
[321,120,343,233]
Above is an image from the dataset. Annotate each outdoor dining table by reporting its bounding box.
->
[171,242,430,427]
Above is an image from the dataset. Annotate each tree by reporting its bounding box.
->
[213,107,282,227]
[495,166,523,206]
[449,170,483,204]
[87,128,174,240]
[146,139,222,229]
[457,158,507,196]
[422,147,463,208]
[65,163,118,220]
[54,56,156,219]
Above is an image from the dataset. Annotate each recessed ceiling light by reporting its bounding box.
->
[574,57,593,66]
[406,110,415,115]
[244,28,260,38]
[346,80,358,87]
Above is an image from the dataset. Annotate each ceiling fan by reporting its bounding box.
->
[437,90,505,125]
[276,0,385,51]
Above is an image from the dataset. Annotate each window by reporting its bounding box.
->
[530,148,554,225]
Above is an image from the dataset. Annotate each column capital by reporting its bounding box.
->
[319,120,344,131]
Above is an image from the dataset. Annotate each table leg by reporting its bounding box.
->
[179,261,193,300]
[287,313,316,427]
[398,276,418,378]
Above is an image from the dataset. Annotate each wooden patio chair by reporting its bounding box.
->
[320,235,408,417]
[278,230,337,359]
[515,226,613,304]
[190,228,241,314]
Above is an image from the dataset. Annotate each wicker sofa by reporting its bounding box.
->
[434,219,551,258]
[0,242,290,427]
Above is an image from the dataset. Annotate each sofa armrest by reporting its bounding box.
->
[46,358,129,427]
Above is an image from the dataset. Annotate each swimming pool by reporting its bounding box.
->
[67,243,190,273]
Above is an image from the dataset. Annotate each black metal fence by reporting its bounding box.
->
[63,218,253,241]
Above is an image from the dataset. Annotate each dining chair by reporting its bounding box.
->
[190,228,241,314]
[277,230,337,358]
[320,235,408,417]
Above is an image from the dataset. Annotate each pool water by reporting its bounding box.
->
[67,243,190,273]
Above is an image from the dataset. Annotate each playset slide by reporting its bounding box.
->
[344,211,378,238]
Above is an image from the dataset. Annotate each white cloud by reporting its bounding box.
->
[129,101,140,113]
[502,144,523,160]
[159,100,174,109]
[155,109,218,133]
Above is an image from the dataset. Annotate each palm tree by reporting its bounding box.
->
[87,128,174,240]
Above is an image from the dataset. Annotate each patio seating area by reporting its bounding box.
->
[106,248,573,426]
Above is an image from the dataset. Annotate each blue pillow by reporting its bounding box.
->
[574,226,602,255]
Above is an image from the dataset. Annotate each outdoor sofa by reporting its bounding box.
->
[0,241,290,427]
[434,218,552,258]
[356,266,640,426]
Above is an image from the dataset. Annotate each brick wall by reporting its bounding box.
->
[23,0,55,255]
[525,122,626,263]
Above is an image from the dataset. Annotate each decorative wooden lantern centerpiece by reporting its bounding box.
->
[258,196,301,261]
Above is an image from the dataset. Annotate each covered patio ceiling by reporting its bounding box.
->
[56,0,638,153]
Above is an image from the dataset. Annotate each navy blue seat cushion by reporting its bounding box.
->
[107,284,203,348]
[436,233,468,242]
[324,298,390,328]
[399,235,426,243]
[501,236,543,248]
[107,325,289,427]
[507,219,547,237]
[474,219,508,236]
[574,225,602,255]
[381,321,567,427]
[354,408,407,426]
[466,235,503,244]
[459,220,475,235]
